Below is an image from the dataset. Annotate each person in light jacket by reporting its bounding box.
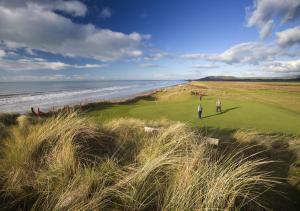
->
[216,98,222,112]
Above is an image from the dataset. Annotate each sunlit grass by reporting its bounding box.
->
[0,113,278,210]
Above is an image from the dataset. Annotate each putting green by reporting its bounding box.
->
[89,95,300,135]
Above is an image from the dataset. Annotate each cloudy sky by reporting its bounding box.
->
[0,0,300,81]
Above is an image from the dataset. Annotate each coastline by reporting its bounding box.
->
[0,82,184,115]
[59,83,182,112]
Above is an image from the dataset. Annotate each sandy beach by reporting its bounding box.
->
[0,80,184,114]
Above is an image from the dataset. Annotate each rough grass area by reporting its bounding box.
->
[0,113,20,140]
[0,114,285,210]
[88,82,300,134]
[0,113,19,126]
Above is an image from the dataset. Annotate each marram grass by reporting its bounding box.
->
[0,113,277,210]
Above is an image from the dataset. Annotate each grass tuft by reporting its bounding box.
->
[0,113,279,210]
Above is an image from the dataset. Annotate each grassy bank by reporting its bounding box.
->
[88,82,300,135]
[1,113,297,210]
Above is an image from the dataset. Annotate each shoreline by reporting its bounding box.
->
[61,83,182,112]
[1,83,184,115]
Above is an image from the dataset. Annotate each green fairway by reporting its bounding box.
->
[88,87,300,135]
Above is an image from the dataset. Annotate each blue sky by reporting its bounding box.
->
[0,0,300,81]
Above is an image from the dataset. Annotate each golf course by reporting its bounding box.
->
[87,81,300,209]
[1,81,300,210]
[89,81,300,135]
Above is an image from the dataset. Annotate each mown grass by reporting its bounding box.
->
[0,113,284,210]
[88,82,300,134]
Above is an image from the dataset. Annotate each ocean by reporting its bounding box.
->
[0,80,183,113]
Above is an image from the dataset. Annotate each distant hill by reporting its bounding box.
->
[191,75,300,82]
[198,76,238,81]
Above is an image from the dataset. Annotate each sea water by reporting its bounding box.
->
[0,80,183,113]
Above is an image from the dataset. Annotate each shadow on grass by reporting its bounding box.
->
[201,127,300,211]
[120,95,157,105]
[81,95,157,112]
[201,107,240,119]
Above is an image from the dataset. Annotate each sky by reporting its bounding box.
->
[0,0,300,81]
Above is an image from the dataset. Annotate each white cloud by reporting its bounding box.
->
[181,53,206,60]
[183,41,300,75]
[0,1,149,61]
[0,0,87,17]
[0,49,5,57]
[276,25,300,47]
[0,57,107,71]
[139,63,161,68]
[261,60,300,73]
[51,0,87,17]
[182,42,279,65]
[258,20,274,39]
[75,64,108,69]
[192,64,220,69]
[247,0,300,38]
[25,48,36,55]
[210,42,279,64]
[144,52,167,61]
[100,7,112,18]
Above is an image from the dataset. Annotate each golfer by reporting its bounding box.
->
[216,98,222,112]
[198,104,203,119]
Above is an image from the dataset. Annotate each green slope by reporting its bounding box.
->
[88,95,300,135]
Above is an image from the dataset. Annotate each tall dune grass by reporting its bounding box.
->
[0,113,277,210]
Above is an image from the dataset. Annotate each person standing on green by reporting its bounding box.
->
[216,98,222,112]
[198,104,203,119]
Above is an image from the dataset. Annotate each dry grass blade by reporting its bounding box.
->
[0,113,280,210]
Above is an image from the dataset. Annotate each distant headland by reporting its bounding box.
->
[189,75,300,82]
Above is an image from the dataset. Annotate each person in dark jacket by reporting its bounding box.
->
[197,104,203,119]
